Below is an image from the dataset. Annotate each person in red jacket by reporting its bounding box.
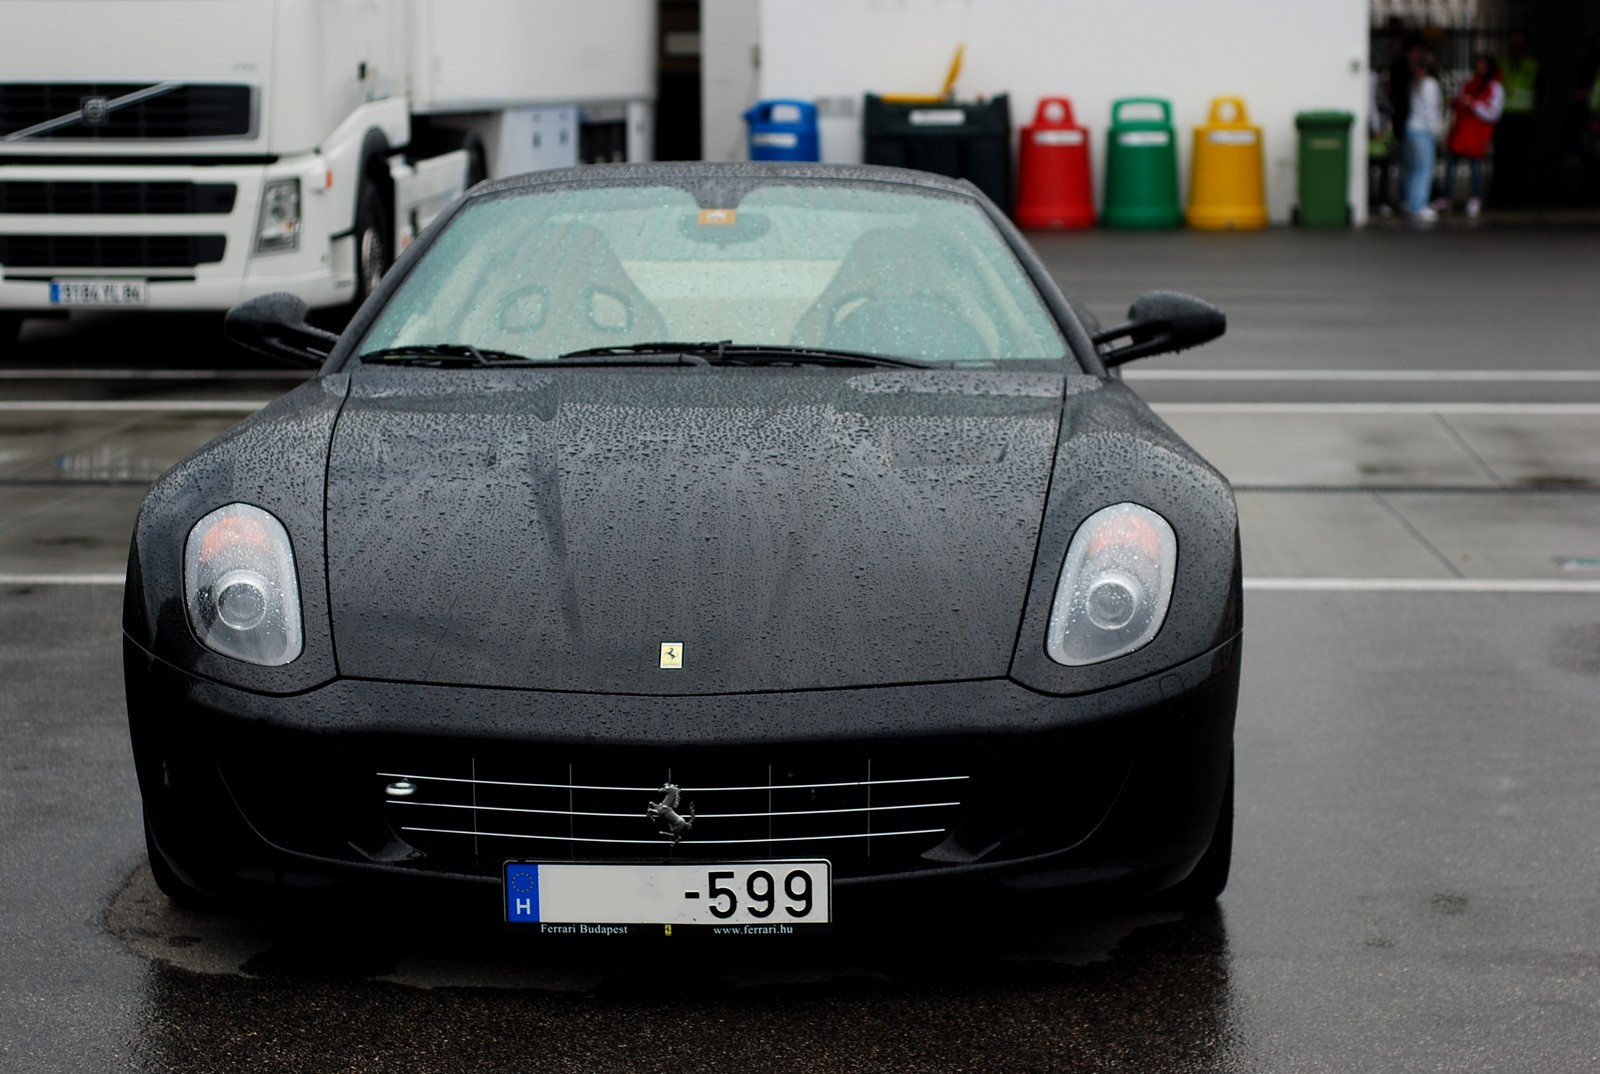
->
[1434,54,1504,217]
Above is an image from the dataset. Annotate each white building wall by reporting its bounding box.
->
[729,0,1370,225]
[409,0,657,108]
[702,0,763,161]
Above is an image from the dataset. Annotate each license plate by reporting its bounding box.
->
[49,279,148,307]
[505,860,831,935]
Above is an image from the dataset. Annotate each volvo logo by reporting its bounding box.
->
[647,783,695,842]
[80,97,111,126]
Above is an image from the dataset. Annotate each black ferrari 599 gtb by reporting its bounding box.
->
[125,162,1239,933]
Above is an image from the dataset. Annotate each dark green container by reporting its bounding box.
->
[1294,111,1354,227]
[1102,98,1182,229]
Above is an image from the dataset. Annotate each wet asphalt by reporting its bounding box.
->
[2,225,1599,1072]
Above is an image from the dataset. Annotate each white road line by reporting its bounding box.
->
[1153,402,1600,415]
[0,400,270,412]
[0,369,308,381]
[1126,369,1600,382]
[1244,577,1600,594]
[0,573,125,586]
[7,574,1600,594]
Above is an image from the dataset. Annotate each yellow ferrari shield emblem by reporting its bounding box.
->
[659,642,683,669]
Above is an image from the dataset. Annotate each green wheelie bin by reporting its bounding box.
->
[1294,111,1355,227]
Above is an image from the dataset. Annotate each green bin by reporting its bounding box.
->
[1294,111,1354,227]
[1103,98,1182,229]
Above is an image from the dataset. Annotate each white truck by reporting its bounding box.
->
[0,0,656,348]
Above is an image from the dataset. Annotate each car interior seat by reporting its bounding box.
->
[488,222,668,356]
[790,226,989,361]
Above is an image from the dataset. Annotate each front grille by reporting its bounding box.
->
[0,180,236,215]
[0,83,255,141]
[378,755,968,878]
[0,233,225,268]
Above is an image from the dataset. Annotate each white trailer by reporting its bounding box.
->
[0,0,656,348]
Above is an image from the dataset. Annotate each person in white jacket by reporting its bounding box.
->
[1404,49,1445,221]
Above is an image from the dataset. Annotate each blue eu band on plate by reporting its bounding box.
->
[50,279,149,306]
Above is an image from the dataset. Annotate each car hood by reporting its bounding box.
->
[325,367,1064,694]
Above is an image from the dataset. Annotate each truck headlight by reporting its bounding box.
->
[184,503,303,666]
[256,178,301,254]
[1046,503,1177,666]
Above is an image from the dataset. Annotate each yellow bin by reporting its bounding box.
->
[1187,97,1268,230]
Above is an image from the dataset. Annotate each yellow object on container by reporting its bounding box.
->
[879,45,965,104]
[1186,97,1268,231]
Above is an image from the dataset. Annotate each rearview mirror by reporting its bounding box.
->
[1090,291,1226,367]
[223,292,340,367]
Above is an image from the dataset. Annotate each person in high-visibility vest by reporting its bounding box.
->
[1492,34,1540,207]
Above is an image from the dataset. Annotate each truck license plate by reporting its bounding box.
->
[504,860,831,935]
[50,280,149,307]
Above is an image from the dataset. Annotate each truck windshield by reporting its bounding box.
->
[356,182,1068,366]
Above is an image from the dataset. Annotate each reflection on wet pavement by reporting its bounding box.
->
[112,865,1242,1072]
[0,410,251,483]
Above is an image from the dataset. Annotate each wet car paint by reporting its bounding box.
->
[120,163,1240,908]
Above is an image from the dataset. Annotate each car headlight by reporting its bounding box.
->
[1046,502,1177,666]
[256,178,301,254]
[184,503,303,666]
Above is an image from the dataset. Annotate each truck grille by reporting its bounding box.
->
[377,755,968,878]
[0,181,236,215]
[0,83,255,141]
[0,233,225,269]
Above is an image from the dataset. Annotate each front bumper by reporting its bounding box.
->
[126,634,1240,906]
[0,159,354,312]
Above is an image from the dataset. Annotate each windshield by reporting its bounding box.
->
[356,182,1068,365]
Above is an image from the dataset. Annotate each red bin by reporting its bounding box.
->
[1015,97,1095,230]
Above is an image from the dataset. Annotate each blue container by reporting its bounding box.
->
[743,99,820,162]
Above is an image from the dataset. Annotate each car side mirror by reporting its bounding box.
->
[223,292,340,367]
[1090,290,1226,367]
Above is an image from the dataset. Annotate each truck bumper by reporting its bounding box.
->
[0,260,351,313]
[0,159,356,313]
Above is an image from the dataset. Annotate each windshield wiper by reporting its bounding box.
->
[556,341,728,361]
[358,343,533,367]
[364,341,936,370]
[361,343,714,368]
[708,344,935,369]
[555,341,934,369]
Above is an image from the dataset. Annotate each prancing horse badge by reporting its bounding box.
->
[659,642,683,669]
[648,784,695,842]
